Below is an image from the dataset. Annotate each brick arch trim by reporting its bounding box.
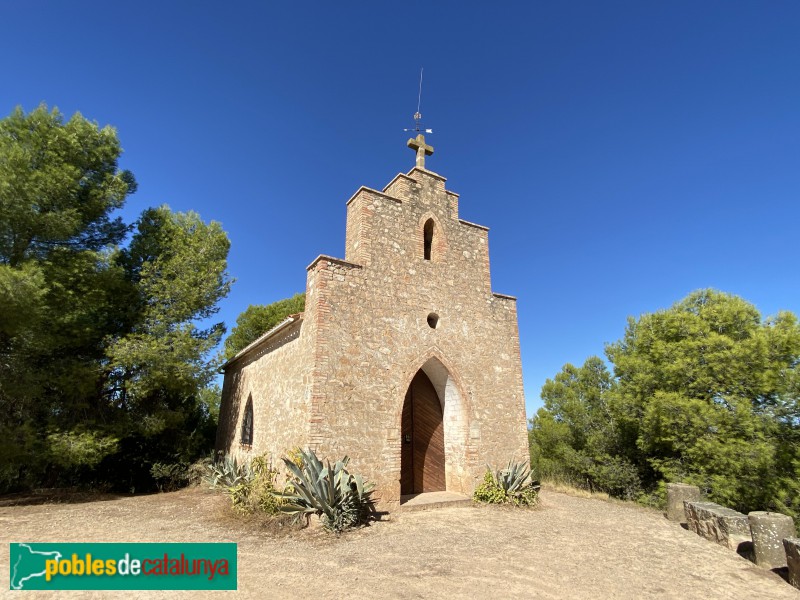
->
[395,348,472,426]
[396,348,473,494]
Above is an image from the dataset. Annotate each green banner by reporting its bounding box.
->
[9,543,237,590]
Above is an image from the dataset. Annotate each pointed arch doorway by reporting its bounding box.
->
[401,369,446,494]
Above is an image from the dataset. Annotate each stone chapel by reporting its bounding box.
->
[215,134,528,503]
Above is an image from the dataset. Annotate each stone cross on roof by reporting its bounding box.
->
[407,133,434,169]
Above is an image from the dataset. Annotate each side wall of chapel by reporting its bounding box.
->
[215,317,315,464]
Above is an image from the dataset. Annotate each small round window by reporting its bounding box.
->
[427,313,439,329]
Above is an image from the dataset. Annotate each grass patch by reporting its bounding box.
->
[542,480,610,501]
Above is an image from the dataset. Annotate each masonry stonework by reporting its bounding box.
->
[216,156,528,505]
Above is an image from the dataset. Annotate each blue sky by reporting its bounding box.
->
[3,1,798,417]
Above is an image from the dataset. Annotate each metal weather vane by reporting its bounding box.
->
[405,67,434,169]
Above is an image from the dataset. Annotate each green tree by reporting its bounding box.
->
[531,290,800,522]
[530,357,641,498]
[97,207,232,491]
[0,106,138,488]
[108,206,233,404]
[0,105,232,492]
[0,105,135,267]
[223,293,305,360]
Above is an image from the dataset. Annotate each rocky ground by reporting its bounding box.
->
[1,486,797,599]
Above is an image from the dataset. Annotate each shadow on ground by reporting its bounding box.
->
[0,488,134,507]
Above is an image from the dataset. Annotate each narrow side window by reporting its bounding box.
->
[240,395,254,446]
[423,219,434,261]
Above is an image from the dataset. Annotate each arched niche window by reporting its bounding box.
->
[423,218,435,261]
[240,394,254,446]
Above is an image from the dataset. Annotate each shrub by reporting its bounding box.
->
[187,457,213,486]
[473,472,509,504]
[96,432,188,494]
[229,455,285,514]
[277,448,376,532]
[473,460,540,507]
[587,455,642,500]
[250,455,286,514]
[207,454,286,515]
[150,462,190,492]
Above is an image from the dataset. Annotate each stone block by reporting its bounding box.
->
[784,537,800,589]
[684,500,702,534]
[684,501,752,553]
[666,483,700,522]
[685,501,721,538]
[712,509,753,554]
[748,511,796,569]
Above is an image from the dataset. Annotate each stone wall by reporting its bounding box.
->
[215,317,315,464]
[680,497,800,590]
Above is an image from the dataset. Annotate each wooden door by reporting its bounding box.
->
[401,370,446,494]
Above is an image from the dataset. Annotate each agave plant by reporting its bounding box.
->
[206,455,253,489]
[474,460,541,506]
[276,448,376,532]
[494,460,535,495]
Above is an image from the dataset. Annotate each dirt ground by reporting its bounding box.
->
[1,486,798,599]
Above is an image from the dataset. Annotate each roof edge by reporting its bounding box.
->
[492,292,517,301]
[220,313,303,371]
[382,172,417,193]
[306,254,364,271]
[458,218,489,232]
[346,185,403,207]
